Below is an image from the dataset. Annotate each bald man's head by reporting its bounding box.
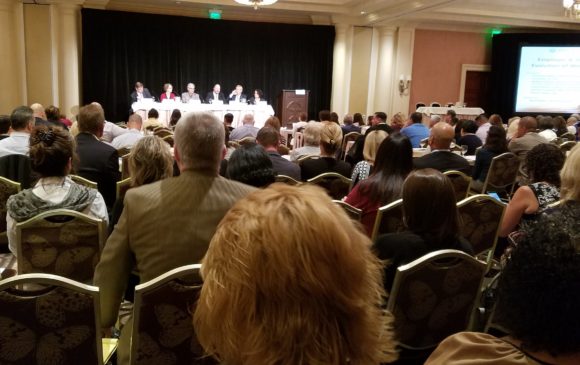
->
[30,103,46,119]
[429,121,455,150]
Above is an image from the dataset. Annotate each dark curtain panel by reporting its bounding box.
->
[490,33,580,119]
[81,9,335,123]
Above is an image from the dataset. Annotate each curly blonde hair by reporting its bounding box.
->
[560,143,580,202]
[128,136,173,187]
[194,184,398,365]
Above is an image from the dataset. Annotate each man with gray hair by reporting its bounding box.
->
[94,111,255,365]
[229,113,259,141]
[341,114,361,134]
[181,82,201,103]
[0,106,34,158]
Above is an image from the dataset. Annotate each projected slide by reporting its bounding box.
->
[515,46,580,114]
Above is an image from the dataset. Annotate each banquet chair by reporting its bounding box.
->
[444,170,472,202]
[370,199,404,242]
[0,273,117,365]
[559,132,576,142]
[341,131,361,160]
[296,154,320,165]
[70,174,98,189]
[162,134,174,147]
[153,127,172,138]
[415,102,426,109]
[0,176,21,237]
[430,102,441,107]
[457,194,506,271]
[332,200,362,222]
[387,250,486,355]
[122,153,131,180]
[0,154,33,189]
[307,172,352,200]
[469,152,519,199]
[275,175,301,185]
[293,131,304,149]
[16,209,107,283]
[420,137,429,148]
[238,136,256,146]
[131,264,216,365]
[559,140,576,153]
[116,177,132,202]
[117,147,131,157]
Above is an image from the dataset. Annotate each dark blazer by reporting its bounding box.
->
[228,93,248,103]
[129,88,153,103]
[267,151,301,181]
[74,132,121,209]
[457,134,482,156]
[205,91,226,104]
[414,150,471,174]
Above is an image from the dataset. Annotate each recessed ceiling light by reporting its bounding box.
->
[360,11,366,15]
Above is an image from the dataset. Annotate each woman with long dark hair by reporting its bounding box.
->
[344,133,413,236]
[471,125,509,192]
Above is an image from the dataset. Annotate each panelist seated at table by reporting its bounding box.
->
[129,81,153,104]
[248,89,267,105]
[206,83,226,104]
[159,83,176,101]
[228,84,247,104]
[181,82,201,103]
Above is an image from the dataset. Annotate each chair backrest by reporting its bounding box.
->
[296,154,320,165]
[559,140,576,153]
[162,134,174,147]
[122,153,131,180]
[0,273,103,365]
[153,128,173,139]
[420,137,429,148]
[307,172,352,200]
[0,176,21,235]
[293,131,304,149]
[333,200,362,221]
[116,177,132,202]
[387,249,486,350]
[132,264,215,365]
[444,170,472,202]
[457,194,506,270]
[274,175,301,185]
[70,174,98,189]
[430,102,441,107]
[117,146,131,157]
[238,136,256,146]
[560,132,576,142]
[341,132,362,159]
[0,154,33,189]
[481,152,520,195]
[16,209,107,283]
[371,199,404,242]
[415,102,426,109]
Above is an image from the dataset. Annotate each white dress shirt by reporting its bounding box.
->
[111,129,143,149]
[102,121,128,143]
[0,131,30,158]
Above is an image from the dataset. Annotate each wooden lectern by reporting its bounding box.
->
[277,90,309,127]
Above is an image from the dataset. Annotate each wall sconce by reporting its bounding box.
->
[398,74,411,95]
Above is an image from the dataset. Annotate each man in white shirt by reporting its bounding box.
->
[112,114,144,149]
[0,106,34,158]
[228,84,247,103]
[475,114,491,143]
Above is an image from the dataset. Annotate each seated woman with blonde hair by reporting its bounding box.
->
[350,129,388,186]
[300,122,352,180]
[194,184,398,365]
[6,126,108,255]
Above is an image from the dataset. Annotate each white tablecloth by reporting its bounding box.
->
[416,106,484,118]
[131,101,275,128]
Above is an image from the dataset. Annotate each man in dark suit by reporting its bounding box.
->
[74,103,120,209]
[366,111,393,134]
[257,127,301,181]
[129,81,153,104]
[228,84,247,103]
[414,121,470,174]
[205,83,226,104]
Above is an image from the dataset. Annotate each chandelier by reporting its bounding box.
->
[234,0,278,10]
[563,0,580,19]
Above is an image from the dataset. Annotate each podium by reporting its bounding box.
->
[277,90,309,127]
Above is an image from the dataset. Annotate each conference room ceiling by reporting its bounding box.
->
[97,0,580,31]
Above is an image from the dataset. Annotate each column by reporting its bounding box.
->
[391,27,415,116]
[369,26,396,117]
[51,1,84,118]
[0,0,26,114]
[330,23,354,118]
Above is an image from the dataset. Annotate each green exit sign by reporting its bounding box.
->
[209,9,222,20]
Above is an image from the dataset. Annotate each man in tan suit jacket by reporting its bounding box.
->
[94,111,255,364]
[508,116,547,185]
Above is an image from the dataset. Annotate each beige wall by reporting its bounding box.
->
[348,26,372,115]
[24,4,54,107]
[409,29,491,112]
[0,0,25,115]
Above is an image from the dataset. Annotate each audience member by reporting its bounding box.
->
[401,111,429,148]
[345,133,413,236]
[257,127,301,180]
[74,103,120,209]
[30,103,49,127]
[389,112,406,132]
[457,119,482,155]
[318,110,331,123]
[0,115,10,140]
[353,112,364,126]
[142,108,162,131]
[159,83,176,101]
[292,112,308,134]
[226,143,276,188]
[414,122,471,174]
[471,125,509,192]
[475,113,491,143]
[290,121,321,161]
[229,113,259,141]
[373,169,473,291]
[44,105,69,130]
[566,116,577,135]
[109,136,173,231]
[537,116,557,141]
[499,143,564,238]
[6,126,108,255]
[445,109,462,142]
[300,122,351,180]
[508,116,547,185]
[0,106,34,158]
[341,114,361,134]
[488,113,504,127]
[506,116,521,140]
[181,82,201,103]
[111,113,143,150]
[367,111,393,134]
[552,116,568,136]
[425,223,580,365]
[94,112,256,365]
[330,111,340,124]
[350,130,387,186]
[194,184,398,365]
[429,114,441,128]
[168,109,181,129]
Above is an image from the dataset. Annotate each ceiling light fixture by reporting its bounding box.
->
[234,0,278,10]
[563,0,580,19]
